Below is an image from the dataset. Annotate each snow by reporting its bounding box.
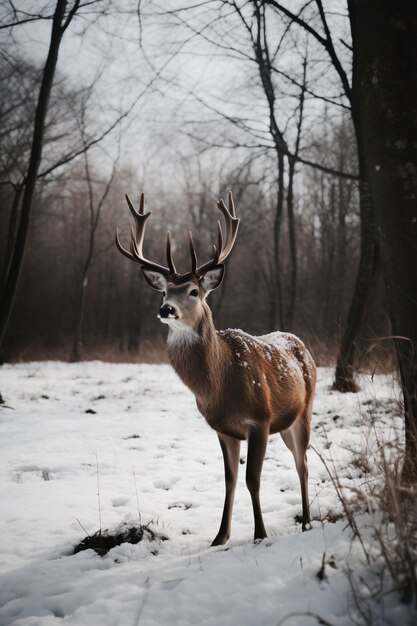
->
[0,362,410,625]
[220,329,312,385]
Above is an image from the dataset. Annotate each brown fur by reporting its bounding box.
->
[168,301,315,438]
[165,295,316,544]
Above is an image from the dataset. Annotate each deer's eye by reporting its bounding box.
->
[190,289,199,298]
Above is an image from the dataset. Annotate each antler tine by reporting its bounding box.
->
[125,193,144,220]
[130,226,144,262]
[129,225,169,275]
[114,194,148,262]
[139,192,145,214]
[215,196,239,263]
[115,227,135,261]
[125,193,151,249]
[212,243,220,266]
[189,231,198,274]
[228,190,236,217]
[195,192,240,276]
[166,232,177,274]
[115,193,171,276]
[217,220,223,256]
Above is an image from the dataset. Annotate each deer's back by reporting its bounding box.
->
[214,329,316,436]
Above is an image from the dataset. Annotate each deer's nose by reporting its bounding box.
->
[159,304,177,319]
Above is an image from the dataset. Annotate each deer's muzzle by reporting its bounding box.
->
[158,304,178,319]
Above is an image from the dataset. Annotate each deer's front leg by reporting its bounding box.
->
[246,424,268,541]
[211,433,240,546]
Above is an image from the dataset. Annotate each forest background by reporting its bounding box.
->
[0,0,413,398]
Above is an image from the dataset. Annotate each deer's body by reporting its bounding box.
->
[116,192,316,545]
[167,311,315,442]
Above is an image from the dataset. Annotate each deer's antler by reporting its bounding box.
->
[116,191,239,278]
[115,193,173,276]
[190,191,240,276]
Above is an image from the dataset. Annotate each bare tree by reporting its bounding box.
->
[0,53,82,292]
[262,0,379,390]
[0,0,152,359]
[0,0,82,355]
[351,0,417,482]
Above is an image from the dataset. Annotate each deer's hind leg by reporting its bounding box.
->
[280,407,312,531]
[246,424,269,541]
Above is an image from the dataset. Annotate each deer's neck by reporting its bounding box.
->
[166,304,228,404]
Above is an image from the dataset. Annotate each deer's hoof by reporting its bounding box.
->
[211,534,229,547]
[254,528,267,542]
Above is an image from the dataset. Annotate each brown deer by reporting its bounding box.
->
[116,192,316,545]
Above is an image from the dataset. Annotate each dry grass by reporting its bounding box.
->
[317,422,417,624]
[5,338,169,364]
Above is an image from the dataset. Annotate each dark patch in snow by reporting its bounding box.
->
[0,392,14,409]
[73,523,167,557]
[12,466,56,482]
[85,408,97,414]
[328,555,337,569]
[168,502,192,510]
[316,553,327,582]
[313,512,344,524]
[111,497,129,507]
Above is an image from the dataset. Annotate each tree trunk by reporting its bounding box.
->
[353,0,417,481]
[0,0,72,354]
[334,5,380,392]
[286,156,297,331]
[271,152,285,330]
[285,55,306,332]
[252,1,287,331]
[0,185,23,292]
[333,171,379,391]
[263,0,381,386]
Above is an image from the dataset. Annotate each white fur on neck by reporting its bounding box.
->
[165,320,200,347]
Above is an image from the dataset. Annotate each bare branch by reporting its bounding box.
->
[179,125,359,180]
[264,0,352,101]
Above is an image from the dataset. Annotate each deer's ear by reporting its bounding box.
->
[141,268,167,292]
[200,265,224,294]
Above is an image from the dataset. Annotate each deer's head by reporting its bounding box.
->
[115,192,239,334]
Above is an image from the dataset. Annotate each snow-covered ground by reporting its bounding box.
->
[0,362,409,625]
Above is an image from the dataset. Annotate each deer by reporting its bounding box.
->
[115,191,316,546]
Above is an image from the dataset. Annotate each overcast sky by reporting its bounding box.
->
[1,1,353,194]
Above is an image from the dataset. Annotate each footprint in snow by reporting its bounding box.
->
[168,502,193,510]
[12,466,55,482]
[154,478,178,491]
[111,497,130,507]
